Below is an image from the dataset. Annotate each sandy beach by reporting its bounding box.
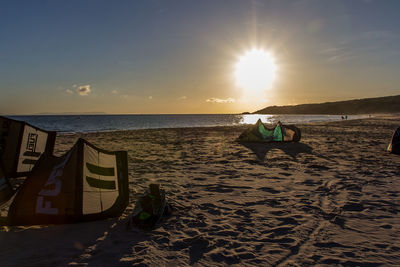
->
[1,117,400,266]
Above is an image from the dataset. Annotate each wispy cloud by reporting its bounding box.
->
[320,46,353,63]
[327,54,348,63]
[321,30,399,64]
[329,52,353,63]
[320,47,344,54]
[358,30,399,41]
[66,89,74,94]
[111,90,118,94]
[178,96,187,100]
[148,96,153,100]
[322,42,360,63]
[77,85,91,96]
[206,98,235,104]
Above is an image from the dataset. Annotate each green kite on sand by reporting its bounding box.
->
[237,119,301,142]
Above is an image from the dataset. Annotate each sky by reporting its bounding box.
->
[1,0,400,115]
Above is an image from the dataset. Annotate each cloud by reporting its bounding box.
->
[178,96,187,100]
[66,89,74,94]
[335,30,399,48]
[320,46,353,63]
[320,47,343,54]
[206,98,235,104]
[327,52,353,63]
[111,90,118,94]
[359,30,399,41]
[148,96,153,100]
[77,85,91,96]
[321,30,399,64]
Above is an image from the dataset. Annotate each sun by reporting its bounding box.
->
[235,48,277,92]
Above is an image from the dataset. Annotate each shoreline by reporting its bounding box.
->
[55,114,393,136]
[6,113,380,135]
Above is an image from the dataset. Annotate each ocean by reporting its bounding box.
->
[8,114,370,134]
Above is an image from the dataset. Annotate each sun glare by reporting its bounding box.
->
[235,48,277,92]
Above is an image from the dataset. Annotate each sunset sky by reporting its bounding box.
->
[1,0,400,115]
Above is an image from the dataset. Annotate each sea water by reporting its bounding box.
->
[7,114,370,134]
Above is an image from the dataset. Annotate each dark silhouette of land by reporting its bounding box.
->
[254,95,400,114]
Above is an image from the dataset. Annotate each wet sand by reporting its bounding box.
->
[1,117,400,266]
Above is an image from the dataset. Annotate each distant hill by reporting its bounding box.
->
[254,95,400,115]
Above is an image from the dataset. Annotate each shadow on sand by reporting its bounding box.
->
[239,142,313,161]
[0,215,150,266]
